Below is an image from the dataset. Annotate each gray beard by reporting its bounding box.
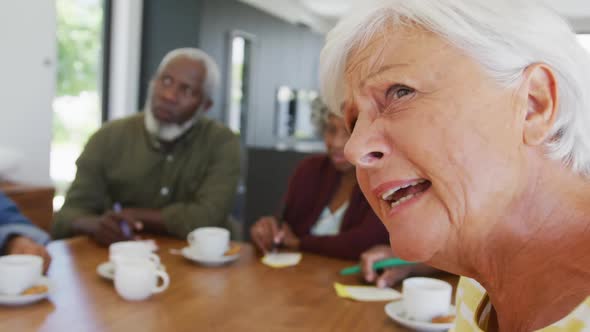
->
[144,101,203,142]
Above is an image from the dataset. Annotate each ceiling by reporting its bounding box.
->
[238,0,590,34]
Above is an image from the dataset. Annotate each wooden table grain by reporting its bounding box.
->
[0,236,458,332]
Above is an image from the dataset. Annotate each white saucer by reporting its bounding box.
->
[97,261,166,280]
[181,247,239,267]
[384,301,455,332]
[0,276,52,306]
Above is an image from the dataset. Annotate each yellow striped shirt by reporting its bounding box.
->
[452,277,590,332]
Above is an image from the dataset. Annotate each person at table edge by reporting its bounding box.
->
[52,48,240,246]
[0,191,51,271]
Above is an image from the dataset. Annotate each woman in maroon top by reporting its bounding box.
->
[250,99,389,260]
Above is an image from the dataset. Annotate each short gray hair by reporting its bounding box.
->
[320,0,590,176]
[156,48,220,101]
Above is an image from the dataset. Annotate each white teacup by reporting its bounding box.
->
[114,257,170,301]
[0,255,43,295]
[109,241,160,266]
[187,227,229,258]
[402,277,452,322]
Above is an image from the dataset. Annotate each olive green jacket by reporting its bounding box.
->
[52,113,240,239]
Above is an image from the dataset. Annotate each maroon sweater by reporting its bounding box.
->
[281,154,389,260]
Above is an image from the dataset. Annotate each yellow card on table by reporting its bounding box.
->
[261,252,302,268]
[334,282,402,302]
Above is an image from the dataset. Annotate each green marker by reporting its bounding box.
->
[340,258,417,276]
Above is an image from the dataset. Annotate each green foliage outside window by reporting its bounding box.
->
[56,0,103,97]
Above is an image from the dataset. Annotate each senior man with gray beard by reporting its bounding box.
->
[52,48,240,246]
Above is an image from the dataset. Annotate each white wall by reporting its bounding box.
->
[0,1,56,185]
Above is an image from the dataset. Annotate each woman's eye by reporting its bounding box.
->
[161,76,172,86]
[386,85,415,100]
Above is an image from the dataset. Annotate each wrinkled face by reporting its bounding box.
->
[343,25,527,264]
[151,57,207,124]
[323,114,354,172]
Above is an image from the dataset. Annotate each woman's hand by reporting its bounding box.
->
[250,217,300,252]
[360,245,412,288]
[275,223,300,251]
[250,216,280,252]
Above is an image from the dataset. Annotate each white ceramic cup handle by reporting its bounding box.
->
[187,233,196,245]
[152,270,170,294]
[148,254,160,265]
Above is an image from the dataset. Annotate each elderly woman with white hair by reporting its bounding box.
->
[320,0,590,330]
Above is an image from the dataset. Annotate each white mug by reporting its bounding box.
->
[187,227,229,258]
[114,257,170,301]
[109,241,160,266]
[0,255,43,295]
[402,277,452,322]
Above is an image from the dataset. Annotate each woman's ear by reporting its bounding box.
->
[521,63,559,146]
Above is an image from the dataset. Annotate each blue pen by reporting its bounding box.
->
[113,202,132,238]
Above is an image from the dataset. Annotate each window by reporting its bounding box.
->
[228,36,246,134]
[227,32,253,138]
[578,34,590,54]
[274,87,319,141]
[52,0,106,210]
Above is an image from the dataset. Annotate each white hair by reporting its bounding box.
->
[320,0,590,176]
[156,48,220,101]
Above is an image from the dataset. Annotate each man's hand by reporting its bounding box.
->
[6,236,51,273]
[72,212,143,247]
[119,208,166,234]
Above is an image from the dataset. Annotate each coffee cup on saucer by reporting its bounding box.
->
[109,241,160,266]
[114,257,170,301]
[402,277,452,322]
[187,227,229,258]
[0,255,43,295]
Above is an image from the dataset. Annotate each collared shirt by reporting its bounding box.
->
[0,192,50,249]
[281,155,389,260]
[452,277,590,331]
[52,113,240,239]
[310,203,349,236]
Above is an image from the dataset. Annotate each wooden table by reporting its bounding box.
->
[0,236,458,331]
